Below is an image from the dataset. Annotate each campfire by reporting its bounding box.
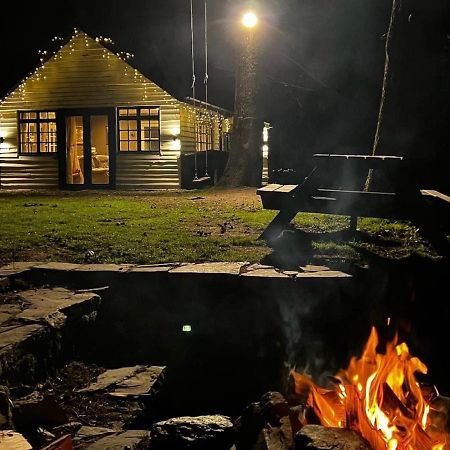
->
[291,327,448,450]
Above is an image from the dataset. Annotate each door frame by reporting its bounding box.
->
[58,107,117,190]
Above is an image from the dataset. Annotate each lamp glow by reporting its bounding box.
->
[242,11,258,28]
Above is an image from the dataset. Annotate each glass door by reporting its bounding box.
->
[64,112,112,187]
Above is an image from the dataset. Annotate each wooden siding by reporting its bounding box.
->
[0,31,181,190]
[179,103,227,154]
[0,155,59,189]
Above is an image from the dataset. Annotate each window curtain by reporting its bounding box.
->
[66,117,83,184]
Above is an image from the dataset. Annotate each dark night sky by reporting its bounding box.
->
[2,0,393,173]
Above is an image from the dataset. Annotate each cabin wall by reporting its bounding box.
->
[179,104,228,154]
[0,32,181,190]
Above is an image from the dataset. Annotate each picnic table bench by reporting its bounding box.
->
[257,154,450,255]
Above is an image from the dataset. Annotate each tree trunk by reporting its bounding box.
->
[366,0,448,191]
[219,29,263,187]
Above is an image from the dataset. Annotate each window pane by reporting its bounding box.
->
[29,123,37,133]
[49,123,57,132]
[150,108,159,116]
[20,123,28,132]
[129,120,137,130]
[40,132,48,143]
[48,112,56,119]
[129,130,138,141]
[120,141,128,151]
[129,141,138,151]
[40,123,49,133]
[29,112,37,119]
[40,143,48,152]
[40,112,48,119]
[141,141,150,151]
[141,109,150,116]
[128,109,137,116]
[119,120,128,131]
[150,141,159,151]
[120,131,128,140]
[119,109,128,116]
[30,143,38,152]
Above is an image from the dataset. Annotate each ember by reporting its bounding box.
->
[292,328,449,450]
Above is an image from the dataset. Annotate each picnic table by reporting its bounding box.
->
[257,154,450,256]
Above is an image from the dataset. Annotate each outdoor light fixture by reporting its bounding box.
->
[241,11,258,28]
[182,325,192,333]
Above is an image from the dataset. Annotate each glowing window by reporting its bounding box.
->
[117,107,160,153]
[19,111,57,154]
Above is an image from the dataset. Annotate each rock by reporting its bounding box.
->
[295,425,369,450]
[85,430,150,450]
[151,415,234,449]
[235,392,297,450]
[78,365,166,398]
[13,392,68,428]
[253,417,294,450]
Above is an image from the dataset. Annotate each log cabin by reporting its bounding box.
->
[0,30,269,190]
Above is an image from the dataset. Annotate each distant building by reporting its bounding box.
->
[0,30,269,190]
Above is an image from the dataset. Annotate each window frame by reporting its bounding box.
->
[18,110,58,155]
[117,106,161,154]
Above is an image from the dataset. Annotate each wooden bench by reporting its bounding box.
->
[257,154,450,255]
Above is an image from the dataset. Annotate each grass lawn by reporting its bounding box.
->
[0,188,435,267]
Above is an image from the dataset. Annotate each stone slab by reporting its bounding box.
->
[33,262,82,271]
[78,365,165,398]
[0,431,32,450]
[0,262,45,277]
[16,288,100,328]
[169,262,248,275]
[86,430,150,450]
[78,366,140,393]
[73,264,133,273]
[128,264,179,273]
[296,271,351,279]
[109,366,166,398]
[241,264,291,278]
[0,324,44,351]
[300,265,331,273]
[77,426,116,438]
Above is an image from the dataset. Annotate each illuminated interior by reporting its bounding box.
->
[66,114,110,185]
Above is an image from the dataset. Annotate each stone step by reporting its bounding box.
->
[0,288,101,384]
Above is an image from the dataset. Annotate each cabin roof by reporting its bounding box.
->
[1,29,232,116]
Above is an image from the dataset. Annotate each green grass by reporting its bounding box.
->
[0,189,436,266]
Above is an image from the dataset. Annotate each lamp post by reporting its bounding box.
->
[220,9,263,187]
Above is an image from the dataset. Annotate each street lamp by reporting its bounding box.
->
[241,11,258,29]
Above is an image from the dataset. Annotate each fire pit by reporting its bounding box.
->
[292,327,448,449]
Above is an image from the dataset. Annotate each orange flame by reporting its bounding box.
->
[292,328,448,449]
